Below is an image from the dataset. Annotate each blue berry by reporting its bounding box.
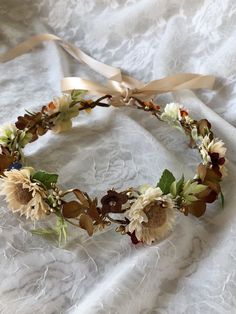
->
[8,161,23,171]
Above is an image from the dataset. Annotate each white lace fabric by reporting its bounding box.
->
[0,1,236,313]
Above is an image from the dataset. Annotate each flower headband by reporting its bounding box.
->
[0,35,226,245]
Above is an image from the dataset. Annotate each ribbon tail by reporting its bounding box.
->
[140,73,215,95]
[172,75,215,91]
[0,33,122,82]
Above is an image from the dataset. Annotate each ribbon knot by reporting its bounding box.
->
[123,87,133,101]
[0,33,216,105]
[108,86,136,107]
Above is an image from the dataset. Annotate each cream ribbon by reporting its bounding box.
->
[0,34,215,103]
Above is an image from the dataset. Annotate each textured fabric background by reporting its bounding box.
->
[0,1,236,313]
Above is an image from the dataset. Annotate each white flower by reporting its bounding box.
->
[0,168,50,220]
[45,94,72,114]
[208,138,227,177]
[54,94,73,109]
[161,103,189,130]
[200,135,227,164]
[208,138,226,158]
[161,103,181,121]
[0,124,17,146]
[45,94,79,133]
[126,187,175,245]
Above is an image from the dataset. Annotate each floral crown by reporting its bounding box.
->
[0,34,227,245]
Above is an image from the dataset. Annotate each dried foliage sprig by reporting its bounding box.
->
[0,93,227,245]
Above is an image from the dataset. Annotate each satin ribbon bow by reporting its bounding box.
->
[0,34,215,105]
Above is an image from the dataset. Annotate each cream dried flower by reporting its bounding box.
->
[0,168,50,220]
[45,94,79,133]
[126,187,175,245]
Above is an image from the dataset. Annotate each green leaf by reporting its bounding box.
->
[31,216,68,246]
[170,175,185,197]
[170,181,177,197]
[32,170,58,190]
[71,89,86,101]
[31,228,57,236]
[176,175,185,195]
[55,216,68,246]
[220,191,225,208]
[30,228,59,241]
[157,169,176,194]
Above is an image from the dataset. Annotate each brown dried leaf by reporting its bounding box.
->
[197,164,207,181]
[0,145,11,155]
[87,198,102,222]
[0,154,15,175]
[16,112,42,130]
[73,189,90,207]
[15,112,48,143]
[197,187,218,203]
[204,167,222,182]
[186,200,206,217]
[197,119,211,136]
[62,200,84,218]
[196,164,221,203]
[79,214,94,236]
[197,164,222,184]
[205,180,221,194]
[37,125,47,136]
